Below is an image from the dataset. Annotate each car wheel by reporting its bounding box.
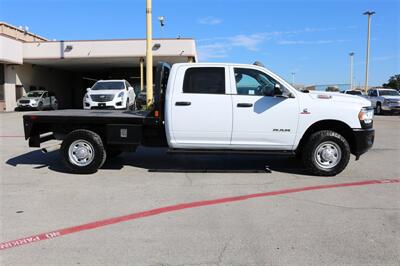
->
[302,130,350,176]
[52,102,59,110]
[37,102,44,111]
[60,129,107,174]
[376,103,382,115]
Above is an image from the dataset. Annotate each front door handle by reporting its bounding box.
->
[175,101,191,106]
[237,103,253,108]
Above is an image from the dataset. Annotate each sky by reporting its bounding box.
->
[0,0,399,86]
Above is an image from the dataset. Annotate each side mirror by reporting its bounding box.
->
[128,86,134,91]
[274,84,283,96]
[86,88,91,92]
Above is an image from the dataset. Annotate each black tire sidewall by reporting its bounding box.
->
[61,130,106,174]
[302,130,350,176]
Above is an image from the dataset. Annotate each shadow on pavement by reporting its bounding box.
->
[6,147,308,176]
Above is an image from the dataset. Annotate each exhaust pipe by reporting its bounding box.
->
[41,144,60,154]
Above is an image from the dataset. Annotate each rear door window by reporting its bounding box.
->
[183,67,225,94]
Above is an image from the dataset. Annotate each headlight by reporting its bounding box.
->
[32,99,38,103]
[118,91,125,98]
[358,107,374,125]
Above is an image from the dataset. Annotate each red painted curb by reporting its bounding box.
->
[1,178,399,251]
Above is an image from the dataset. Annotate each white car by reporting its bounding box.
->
[17,90,58,111]
[83,80,136,110]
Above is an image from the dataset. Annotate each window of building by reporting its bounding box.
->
[0,86,4,101]
[183,67,225,94]
[0,64,4,85]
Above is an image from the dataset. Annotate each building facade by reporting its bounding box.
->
[0,22,197,111]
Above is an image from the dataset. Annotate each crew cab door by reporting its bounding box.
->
[169,66,232,148]
[230,66,299,149]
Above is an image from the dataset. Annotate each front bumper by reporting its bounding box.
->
[83,97,127,110]
[352,128,375,159]
[382,102,400,112]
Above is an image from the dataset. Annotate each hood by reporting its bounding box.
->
[381,95,400,100]
[309,91,371,106]
[88,89,125,95]
[18,96,40,101]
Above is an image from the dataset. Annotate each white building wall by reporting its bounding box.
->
[0,35,23,64]
[23,39,197,60]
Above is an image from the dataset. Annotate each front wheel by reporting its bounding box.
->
[301,130,350,176]
[60,129,107,174]
[376,103,383,115]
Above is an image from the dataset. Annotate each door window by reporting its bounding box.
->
[234,68,281,96]
[183,67,225,94]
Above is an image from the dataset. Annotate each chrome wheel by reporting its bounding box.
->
[314,141,341,169]
[68,140,95,166]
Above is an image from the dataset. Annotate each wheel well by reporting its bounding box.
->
[297,120,356,155]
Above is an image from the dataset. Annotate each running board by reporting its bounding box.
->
[167,149,295,156]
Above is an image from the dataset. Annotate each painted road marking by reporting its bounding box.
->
[1,178,399,251]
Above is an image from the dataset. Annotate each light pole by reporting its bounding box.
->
[146,0,153,107]
[363,11,375,94]
[291,72,296,86]
[349,52,354,90]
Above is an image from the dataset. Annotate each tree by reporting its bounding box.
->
[383,74,400,91]
[325,86,340,92]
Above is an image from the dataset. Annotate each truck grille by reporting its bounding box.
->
[19,100,30,104]
[90,94,114,102]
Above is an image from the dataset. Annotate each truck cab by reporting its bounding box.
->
[22,62,375,176]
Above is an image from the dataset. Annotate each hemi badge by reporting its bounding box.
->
[318,94,332,99]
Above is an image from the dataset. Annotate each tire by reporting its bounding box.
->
[376,103,382,115]
[37,102,44,111]
[52,102,59,110]
[60,129,107,174]
[301,130,350,176]
[126,99,130,110]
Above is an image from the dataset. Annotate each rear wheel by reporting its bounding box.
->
[60,129,106,174]
[376,103,382,115]
[52,101,59,110]
[301,130,350,176]
[37,102,44,111]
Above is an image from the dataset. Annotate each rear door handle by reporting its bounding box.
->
[237,103,253,108]
[175,101,191,106]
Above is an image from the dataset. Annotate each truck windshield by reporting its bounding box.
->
[379,90,399,96]
[26,91,44,97]
[92,82,124,90]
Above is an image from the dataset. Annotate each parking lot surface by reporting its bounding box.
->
[1,111,399,265]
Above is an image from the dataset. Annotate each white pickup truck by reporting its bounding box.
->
[23,62,375,176]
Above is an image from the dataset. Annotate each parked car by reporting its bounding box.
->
[366,88,400,115]
[343,90,364,96]
[23,62,374,176]
[83,80,136,110]
[16,90,58,111]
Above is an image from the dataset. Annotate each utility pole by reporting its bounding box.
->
[349,52,354,90]
[146,0,153,107]
[363,11,375,94]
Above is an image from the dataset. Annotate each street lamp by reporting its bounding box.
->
[363,11,375,94]
[291,72,296,86]
[349,52,354,90]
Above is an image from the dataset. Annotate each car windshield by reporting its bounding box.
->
[346,91,362,95]
[379,90,399,96]
[92,82,124,90]
[26,91,43,97]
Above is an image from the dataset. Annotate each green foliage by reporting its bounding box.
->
[383,74,400,90]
